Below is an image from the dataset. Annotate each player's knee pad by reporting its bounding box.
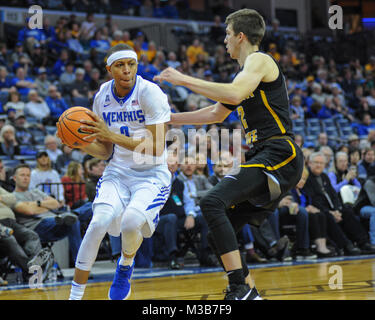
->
[121,207,147,235]
[87,203,115,236]
[199,194,226,227]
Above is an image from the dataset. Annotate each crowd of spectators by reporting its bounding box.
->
[1,6,375,285]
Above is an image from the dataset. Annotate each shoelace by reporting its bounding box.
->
[113,266,131,287]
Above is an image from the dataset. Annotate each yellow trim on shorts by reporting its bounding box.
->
[260,90,286,134]
[240,139,296,171]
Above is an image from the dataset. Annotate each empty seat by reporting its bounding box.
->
[307,118,321,128]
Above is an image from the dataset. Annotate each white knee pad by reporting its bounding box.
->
[121,207,148,256]
[75,203,115,271]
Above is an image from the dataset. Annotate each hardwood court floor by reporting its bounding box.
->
[1,257,375,300]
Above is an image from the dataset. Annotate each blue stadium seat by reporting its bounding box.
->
[292,119,305,128]
[341,127,353,136]
[307,127,320,136]
[325,126,338,136]
[25,160,37,169]
[26,116,38,123]
[0,155,10,161]
[14,154,36,161]
[322,118,335,128]
[3,160,20,168]
[337,118,350,128]
[293,127,305,136]
[307,118,321,128]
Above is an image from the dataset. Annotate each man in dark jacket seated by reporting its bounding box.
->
[153,154,216,269]
[303,152,375,255]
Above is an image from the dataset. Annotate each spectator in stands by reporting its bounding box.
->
[290,95,304,120]
[88,68,102,99]
[45,85,69,124]
[186,39,208,66]
[268,192,316,260]
[291,167,334,257]
[3,90,25,114]
[17,18,46,53]
[0,185,52,283]
[0,124,20,158]
[328,151,361,193]
[319,146,335,173]
[41,17,57,43]
[330,83,346,107]
[70,68,90,100]
[10,67,37,97]
[55,145,73,176]
[0,159,15,192]
[311,83,326,105]
[66,30,84,56]
[294,134,304,148]
[13,112,36,146]
[24,89,50,123]
[121,31,134,49]
[366,88,375,108]
[140,0,153,17]
[59,62,76,88]
[349,147,361,167]
[357,147,375,183]
[348,134,361,150]
[354,166,375,248]
[44,135,63,165]
[153,0,165,18]
[110,30,124,47]
[12,164,82,267]
[84,158,105,202]
[0,66,13,92]
[303,152,374,255]
[89,29,110,53]
[30,151,64,203]
[210,15,226,45]
[79,13,97,41]
[10,43,30,66]
[177,155,216,266]
[138,53,159,82]
[52,49,70,79]
[352,113,375,136]
[153,153,190,269]
[317,132,328,148]
[163,0,179,19]
[33,66,50,98]
[61,161,87,209]
[166,51,181,69]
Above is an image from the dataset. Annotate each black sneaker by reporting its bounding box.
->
[169,259,182,270]
[224,284,263,300]
[55,212,78,226]
[295,248,318,261]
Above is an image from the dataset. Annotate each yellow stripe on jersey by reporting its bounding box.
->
[240,139,296,171]
[260,90,286,134]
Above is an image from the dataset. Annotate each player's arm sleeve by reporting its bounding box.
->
[140,84,171,125]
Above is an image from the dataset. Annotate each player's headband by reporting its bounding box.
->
[106,50,138,66]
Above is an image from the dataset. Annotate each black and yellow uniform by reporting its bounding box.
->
[200,53,304,259]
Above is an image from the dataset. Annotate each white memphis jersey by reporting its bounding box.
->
[92,75,170,170]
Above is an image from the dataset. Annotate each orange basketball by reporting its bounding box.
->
[56,106,96,148]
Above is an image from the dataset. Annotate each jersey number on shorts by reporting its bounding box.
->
[120,126,130,137]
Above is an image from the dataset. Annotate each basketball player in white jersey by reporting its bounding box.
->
[67,44,171,300]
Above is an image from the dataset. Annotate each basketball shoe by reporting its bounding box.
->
[224,284,263,300]
[108,258,135,300]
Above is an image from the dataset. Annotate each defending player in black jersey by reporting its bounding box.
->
[154,8,304,300]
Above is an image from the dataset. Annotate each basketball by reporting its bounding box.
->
[56,106,96,148]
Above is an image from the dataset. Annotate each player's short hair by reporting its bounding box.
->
[105,43,135,64]
[225,8,265,47]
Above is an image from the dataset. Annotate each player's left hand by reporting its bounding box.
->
[80,111,112,142]
[153,67,185,86]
